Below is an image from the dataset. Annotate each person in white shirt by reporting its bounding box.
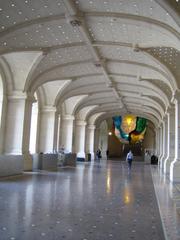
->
[126,150,133,170]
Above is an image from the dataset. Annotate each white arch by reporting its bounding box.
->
[60,95,88,116]
[76,105,98,121]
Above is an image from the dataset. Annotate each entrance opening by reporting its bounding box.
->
[99,116,155,161]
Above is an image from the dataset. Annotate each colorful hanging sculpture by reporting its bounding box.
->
[112,115,147,144]
[121,115,137,134]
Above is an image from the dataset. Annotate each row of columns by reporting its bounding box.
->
[0,93,97,170]
[60,117,96,160]
[3,90,180,182]
[157,92,180,182]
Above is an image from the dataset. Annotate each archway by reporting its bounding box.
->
[99,116,155,161]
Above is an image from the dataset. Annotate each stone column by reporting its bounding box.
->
[170,92,180,182]
[4,93,34,170]
[159,120,166,169]
[38,106,57,153]
[60,115,74,152]
[75,120,87,161]
[86,124,95,160]
[0,94,7,154]
[22,95,36,170]
[155,127,159,156]
[158,124,163,165]
[57,113,61,152]
[164,106,175,174]
[53,111,59,153]
[160,115,168,170]
[94,127,100,152]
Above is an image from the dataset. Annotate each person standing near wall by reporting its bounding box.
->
[126,150,133,170]
[96,149,102,161]
[106,149,109,159]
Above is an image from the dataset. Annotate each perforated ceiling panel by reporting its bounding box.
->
[75,0,179,31]
[146,47,180,87]
[0,0,179,124]
[0,0,66,29]
[86,16,179,49]
[32,45,92,78]
[0,19,84,52]
[146,79,172,100]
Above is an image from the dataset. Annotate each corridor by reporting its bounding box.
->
[0,161,166,240]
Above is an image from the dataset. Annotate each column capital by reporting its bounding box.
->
[166,105,175,115]
[62,114,75,120]
[87,124,96,130]
[7,91,36,103]
[158,120,163,128]
[162,114,168,122]
[7,91,27,100]
[155,126,160,131]
[171,89,180,103]
[41,106,57,112]
[76,120,87,126]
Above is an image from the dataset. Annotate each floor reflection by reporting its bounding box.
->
[152,166,180,240]
[0,161,165,240]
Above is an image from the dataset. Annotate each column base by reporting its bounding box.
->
[164,157,174,174]
[77,157,85,162]
[76,152,85,162]
[90,152,94,161]
[170,160,180,182]
[85,152,94,161]
[23,152,33,171]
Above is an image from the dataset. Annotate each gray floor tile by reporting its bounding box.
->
[0,161,165,240]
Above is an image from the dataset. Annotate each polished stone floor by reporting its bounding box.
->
[152,167,180,240]
[0,161,166,240]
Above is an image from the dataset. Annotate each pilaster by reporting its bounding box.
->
[170,90,180,182]
[164,106,175,174]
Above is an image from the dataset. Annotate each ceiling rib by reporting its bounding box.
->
[62,0,126,111]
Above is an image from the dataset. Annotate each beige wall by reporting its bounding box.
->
[108,133,123,158]
[143,125,155,153]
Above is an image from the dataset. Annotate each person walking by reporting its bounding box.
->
[96,149,102,161]
[126,150,133,170]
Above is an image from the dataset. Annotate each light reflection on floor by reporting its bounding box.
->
[151,166,180,240]
[0,161,165,240]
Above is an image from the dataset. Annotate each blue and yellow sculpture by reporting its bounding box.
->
[113,115,147,144]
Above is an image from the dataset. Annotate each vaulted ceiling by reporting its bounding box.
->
[0,0,179,126]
